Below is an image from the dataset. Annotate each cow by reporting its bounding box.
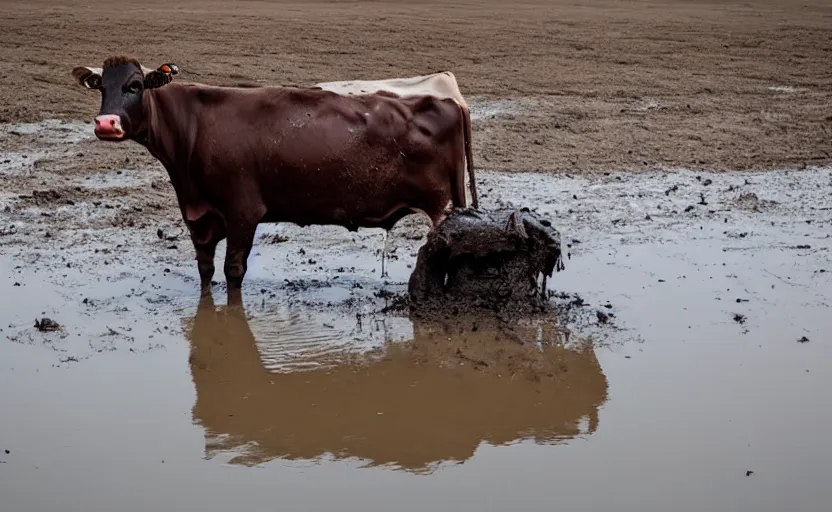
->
[314,72,477,209]
[71,56,475,303]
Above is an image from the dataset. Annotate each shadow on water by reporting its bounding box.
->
[183,296,609,474]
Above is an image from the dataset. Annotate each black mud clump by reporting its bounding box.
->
[732,191,777,212]
[408,207,565,317]
[34,317,61,332]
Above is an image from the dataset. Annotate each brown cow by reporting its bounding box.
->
[71,57,470,302]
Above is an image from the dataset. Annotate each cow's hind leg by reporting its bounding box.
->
[187,212,227,298]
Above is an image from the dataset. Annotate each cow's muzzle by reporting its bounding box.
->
[94,114,125,140]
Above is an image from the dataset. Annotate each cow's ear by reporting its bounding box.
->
[72,66,103,89]
[143,63,179,89]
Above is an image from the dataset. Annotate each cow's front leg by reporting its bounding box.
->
[224,220,258,306]
[187,212,227,298]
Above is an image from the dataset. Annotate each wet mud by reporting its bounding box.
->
[1,114,831,509]
[408,207,565,314]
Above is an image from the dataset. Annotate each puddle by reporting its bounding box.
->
[246,304,414,373]
[1,120,91,177]
[768,85,798,94]
[0,151,44,176]
[634,96,660,110]
[1,119,93,144]
[468,97,527,121]
[1,167,831,511]
[761,110,791,122]
[186,301,606,472]
[75,171,151,190]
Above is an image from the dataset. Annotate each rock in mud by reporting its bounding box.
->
[31,189,61,205]
[408,207,565,315]
[733,191,776,212]
[34,317,60,332]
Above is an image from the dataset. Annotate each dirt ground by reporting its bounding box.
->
[1,0,831,173]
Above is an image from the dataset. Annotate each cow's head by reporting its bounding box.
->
[72,56,179,141]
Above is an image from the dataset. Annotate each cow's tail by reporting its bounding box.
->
[451,100,478,210]
[461,102,478,209]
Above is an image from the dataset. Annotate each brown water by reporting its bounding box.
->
[2,148,831,510]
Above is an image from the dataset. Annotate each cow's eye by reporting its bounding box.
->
[126,81,143,94]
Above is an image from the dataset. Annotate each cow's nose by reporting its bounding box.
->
[93,114,124,139]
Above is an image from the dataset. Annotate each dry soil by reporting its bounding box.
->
[1,0,831,173]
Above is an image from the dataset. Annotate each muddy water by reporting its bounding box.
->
[2,122,832,510]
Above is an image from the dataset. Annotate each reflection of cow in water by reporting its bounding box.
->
[185,297,608,473]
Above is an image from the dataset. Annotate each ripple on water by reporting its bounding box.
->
[249,306,412,372]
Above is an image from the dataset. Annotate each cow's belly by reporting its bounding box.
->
[257,163,427,230]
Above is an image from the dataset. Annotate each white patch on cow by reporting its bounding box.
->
[316,72,466,106]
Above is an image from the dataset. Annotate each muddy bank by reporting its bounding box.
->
[1,119,829,367]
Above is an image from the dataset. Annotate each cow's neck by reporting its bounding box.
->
[137,87,188,167]
[135,86,200,203]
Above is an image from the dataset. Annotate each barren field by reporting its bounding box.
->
[2,0,832,172]
[1,1,831,511]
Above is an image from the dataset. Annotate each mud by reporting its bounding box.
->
[2,113,831,508]
[408,207,566,316]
